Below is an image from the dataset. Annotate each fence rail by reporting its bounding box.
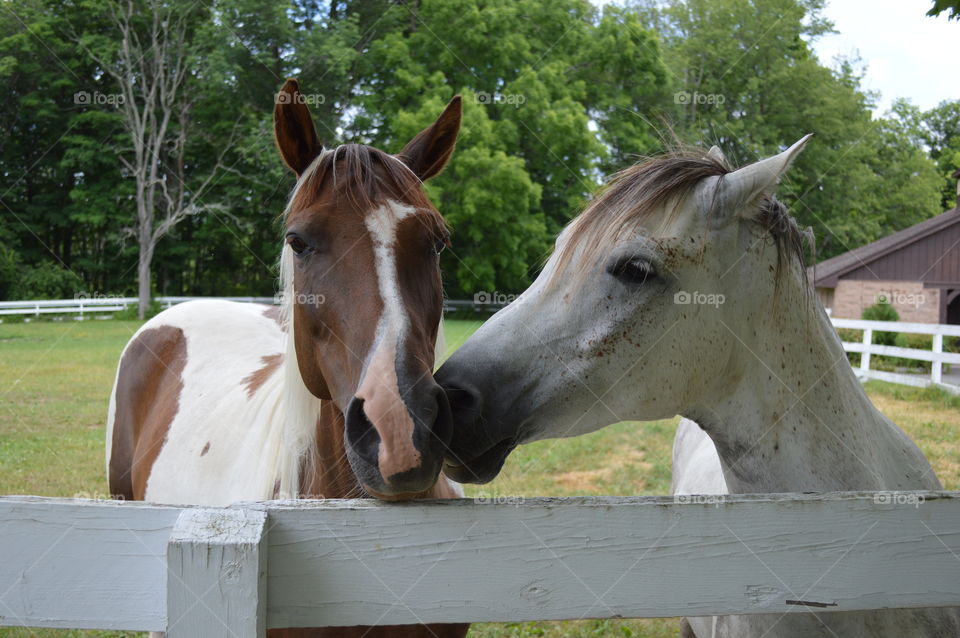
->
[0,296,277,317]
[1,493,959,635]
[832,317,960,393]
[0,296,505,317]
[2,298,958,392]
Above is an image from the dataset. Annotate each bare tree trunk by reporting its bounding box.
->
[73,0,239,320]
[137,242,153,319]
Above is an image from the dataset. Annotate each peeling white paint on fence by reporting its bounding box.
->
[1,493,959,635]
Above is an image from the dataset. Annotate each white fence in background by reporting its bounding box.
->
[0,296,498,317]
[2,297,958,392]
[0,296,276,318]
[1,493,959,636]
[833,318,960,394]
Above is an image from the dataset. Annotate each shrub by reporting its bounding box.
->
[894,332,933,351]
[0,245,19,300]
[9,262,86,300]
[862,302,899,346]
[113,299,163,321]
[836,327,861,343]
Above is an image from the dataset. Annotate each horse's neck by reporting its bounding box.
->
[299,400,462,500]
[687,281,939,494]
[299,401,366,499]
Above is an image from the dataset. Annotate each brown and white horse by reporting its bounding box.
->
[106,79,468,637]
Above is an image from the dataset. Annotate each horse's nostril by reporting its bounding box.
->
[344,397,380,465]
[443,383,483,420]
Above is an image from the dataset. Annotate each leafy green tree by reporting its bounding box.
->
[633,0,942,259]
[0,0,131,297]
[0,0,952,302]
[351,0,667,293]
[921,100,960,209]
[928,0,960,20]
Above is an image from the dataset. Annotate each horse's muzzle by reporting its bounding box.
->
[343,383,452,497]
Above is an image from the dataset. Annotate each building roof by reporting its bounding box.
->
[810,205,960,288]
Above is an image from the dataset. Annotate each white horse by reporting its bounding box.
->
[436,138,960,637]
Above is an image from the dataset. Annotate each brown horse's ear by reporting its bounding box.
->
[274,79,322,176]
[396,95,462,181]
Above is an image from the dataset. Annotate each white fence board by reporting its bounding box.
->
[831,318,960,337]
[264,494,960,626]
[2,494,960,632]
[832,318,960,392]
[167,508,268,638]
[0,497,181,631]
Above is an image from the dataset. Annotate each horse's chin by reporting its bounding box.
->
[443,438,516,484]
[363,485,427,501]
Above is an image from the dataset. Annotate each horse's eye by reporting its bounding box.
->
[608,257,656,284]
[286,234,310,256]
[433,235,449,256]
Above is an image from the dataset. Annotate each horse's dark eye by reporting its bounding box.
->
[286,234,309,256]
[433,235,449,256]
[608,257,656,284]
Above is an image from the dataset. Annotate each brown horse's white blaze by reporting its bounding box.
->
[355,203,424,477]
[107,79,467,637]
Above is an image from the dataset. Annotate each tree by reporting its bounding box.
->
[634,0,942,259]
[921,100,960,209]
[928,0,960,20]
[77,0,239,317]
[0,0,129,296]
[349,0,668,294]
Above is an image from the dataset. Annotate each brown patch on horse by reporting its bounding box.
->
[200,442,210,456]
[109,326,187,500]
[242,353,284,398]
[263,305,283,326]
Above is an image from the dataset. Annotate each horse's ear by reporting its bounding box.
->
[706,145,726,163]
[396,96,462,181]
[274,79,322,176]
[715,134,812,215]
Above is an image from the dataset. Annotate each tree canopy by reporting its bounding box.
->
[0,0,955,301]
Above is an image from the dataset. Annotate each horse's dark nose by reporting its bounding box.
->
[436,361,516,484]
[343,383,451,496]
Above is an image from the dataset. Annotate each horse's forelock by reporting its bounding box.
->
[284,144,436,223]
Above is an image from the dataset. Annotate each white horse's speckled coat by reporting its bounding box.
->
[440,138,960,637]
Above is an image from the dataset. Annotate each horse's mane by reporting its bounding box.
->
[548,148,809,290]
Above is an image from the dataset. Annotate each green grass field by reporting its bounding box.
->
[1,318,959,637]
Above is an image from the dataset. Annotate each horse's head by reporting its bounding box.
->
[275,79,460,497]
[437,137,811,484]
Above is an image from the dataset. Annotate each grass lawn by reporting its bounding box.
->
[1,317,959,637]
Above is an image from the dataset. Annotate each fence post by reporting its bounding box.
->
[167,508,268,638]
[932,332,944,385]
[861,328,872,372]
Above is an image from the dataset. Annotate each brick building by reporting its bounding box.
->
[811,192,960,325]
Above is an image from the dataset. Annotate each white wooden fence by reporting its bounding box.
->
[0,296,491,317]
[833,318,960,393]
[3,297,959,393]
[0,296,276,318]
[1,493,959,636]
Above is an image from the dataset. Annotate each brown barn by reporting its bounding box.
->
[811,187,960,325]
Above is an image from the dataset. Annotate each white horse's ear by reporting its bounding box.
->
[706,145,726,163]
[714,134,812,217]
